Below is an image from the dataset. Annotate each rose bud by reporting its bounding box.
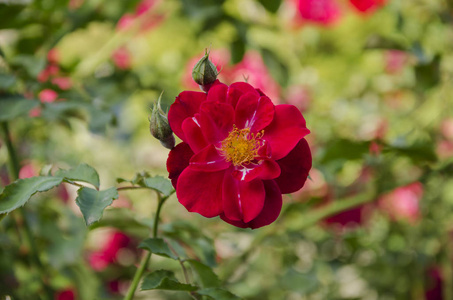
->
[192,49,219,92]
[149,92,175,149]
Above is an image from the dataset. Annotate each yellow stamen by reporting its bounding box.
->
[220,126,264,166]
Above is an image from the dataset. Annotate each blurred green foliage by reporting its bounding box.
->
[1,0,453,299]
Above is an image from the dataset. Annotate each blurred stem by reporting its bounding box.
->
[124,192,170,300]
[0,122,54,300]
[286,185,376,232]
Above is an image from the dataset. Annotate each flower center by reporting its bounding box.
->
[220,126,264,166]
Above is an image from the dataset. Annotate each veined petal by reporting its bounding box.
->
[274,139,312,194]
[189,144,230,172]
[222,172,265,223]
[199,101,234,144]
[235,94,274,132]
[263,105,310,160]
[167,142,194,188]
[176,168,224,218]
[232,159,281,182]
[220,180,282,229]
[182,117,208,153]
[168,91,206,141]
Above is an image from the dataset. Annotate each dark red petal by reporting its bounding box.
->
[189,144,230,172]
[232,159,281,182]
[207,83,228,103]
[274,138,312,194]
[222,172,265,223]
[235,94,274,132]
[176,168,224,218]
[167,142,194,188]
[168,91,206,141]
[181,117,208,153]
[222,171,242,221]
[199,101,234,144]
[220,180,282,229]
[226,82,260,108]
[263,105,310,160]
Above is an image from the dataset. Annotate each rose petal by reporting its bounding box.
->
[167,142,194,188]
[222,172,265,223]
[199,101,234,144]
[274,138,312,194]
[232,159,281,182]
[168,91,206,141]
[220,180,282,229]
[207,83,228,103]
[189,144,230,172]
[181,117,208,153]
[235,94,274,132]
[263,104,310,160]
[226,82,260,108]
[176,168,225,218]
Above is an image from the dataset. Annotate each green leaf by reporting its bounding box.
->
[385,142,437,163]
[197,288,242,300]
[320,139,370,163]
[0,96,39,122]
[139,238,178,260]
[414,55,441,90]
[141,270,198,291]
[187,259,221,288]
[257,0,281,13]
[0,176,63,214]
[364,34,406,50]
[75,187,118,226]
[143,176,174,196]
[0,73,17,90]
[55,163,100,189]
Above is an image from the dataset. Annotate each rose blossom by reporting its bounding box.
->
[166,81,312,228]
[39,89,58,103]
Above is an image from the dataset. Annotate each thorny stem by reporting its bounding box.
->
[0,122,54,300]
[124,192,171,300]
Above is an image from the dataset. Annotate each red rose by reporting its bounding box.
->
[167,81,312,229]
[349,0,386,13]
[296,0,341,26]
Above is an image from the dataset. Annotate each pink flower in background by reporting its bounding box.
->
[385,50,408,74]
[379,182,423,223]
[325,205,367,228]
[349,0,386,13]
[19,163,38,179]
[88,231,132,271]
[116,0,164,32]
[296,0,341,26]
[112,47,132,70]
[51,77,72,90]
[29,107,42,118]
[47,48,59,64]
[39,89,58,103]
[285,85,311,112]
[222,51,281,103]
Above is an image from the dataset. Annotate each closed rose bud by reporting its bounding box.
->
[149,93,175,149]
[192,49,219,92]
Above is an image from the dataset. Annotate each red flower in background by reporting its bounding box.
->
[111,47,132,70]
[167,81,312,229]
[39,89,58,103]
[378,182,423,223]
[54,289,75,300]
[296,0,341,26]
[349,0,386,13]
[88,231,132,271]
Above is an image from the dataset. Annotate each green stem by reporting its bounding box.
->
[1,122,54,300]
[286,186,376,232]
[124,193,169,300]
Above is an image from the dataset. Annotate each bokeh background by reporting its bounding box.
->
[1,0,453,299]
